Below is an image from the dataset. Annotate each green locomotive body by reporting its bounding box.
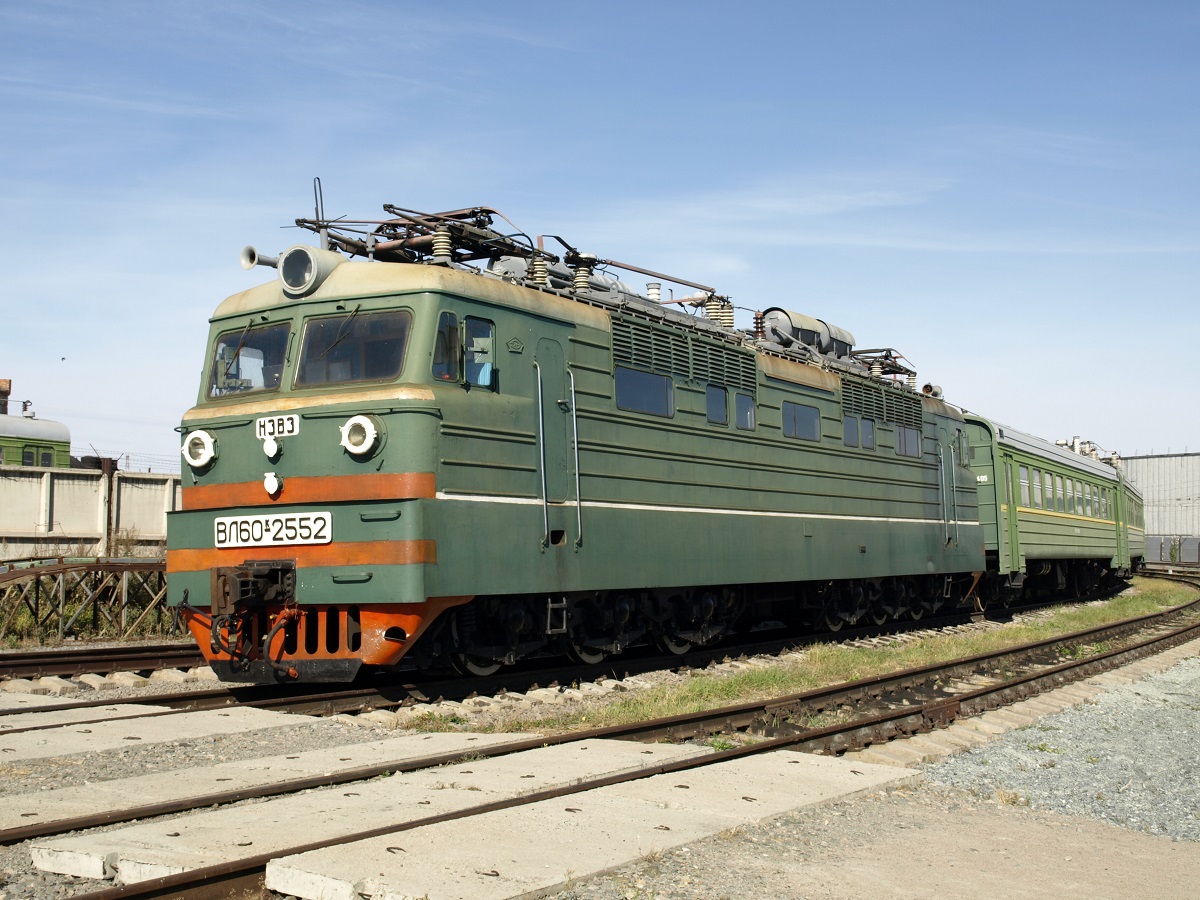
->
[166,205,1136,683]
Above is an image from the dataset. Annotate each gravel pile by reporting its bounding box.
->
[924,655,1200,841]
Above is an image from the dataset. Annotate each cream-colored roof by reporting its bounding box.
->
[214,260,610,330]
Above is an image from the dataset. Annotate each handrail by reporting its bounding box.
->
[533,361,549,549]
[568,368,583,549]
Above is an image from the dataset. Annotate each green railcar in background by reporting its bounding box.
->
[965,416,1144,604]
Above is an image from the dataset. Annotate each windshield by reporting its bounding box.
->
[296,309,412,387]
[207,322,290,397]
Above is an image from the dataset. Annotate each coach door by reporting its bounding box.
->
[1001,451,1022,572]
[534,338,572,548]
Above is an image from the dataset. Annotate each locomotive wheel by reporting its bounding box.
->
[823,612,845,632]
[565,642,608,665]
[448,615,502,677]
[656,632,694,655]
[449,651,502,677]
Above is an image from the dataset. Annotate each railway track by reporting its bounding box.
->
[0,594,1088,737]
[1,574,1196,899]
[0,642,202,680]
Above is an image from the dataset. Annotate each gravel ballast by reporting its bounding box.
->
[923,655,1200,841]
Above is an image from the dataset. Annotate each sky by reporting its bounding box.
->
[2,1,1197,470]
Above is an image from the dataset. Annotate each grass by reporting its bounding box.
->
[438,577,1193,736]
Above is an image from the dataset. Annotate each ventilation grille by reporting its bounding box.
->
[841,379,886,421]
[692,344,757,392]
[885,390,924,428]
[612,317,757,393]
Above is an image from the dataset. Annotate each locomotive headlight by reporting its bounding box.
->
[181,429,217,469]
[339,414,382,457]
[278,245,345,296]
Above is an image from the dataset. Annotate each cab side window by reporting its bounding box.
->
[464,317,496,389]
[432,312,460,381]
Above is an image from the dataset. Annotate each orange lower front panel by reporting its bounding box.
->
[183,596,471,683]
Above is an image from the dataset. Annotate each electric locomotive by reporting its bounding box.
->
[166,203,1138,683]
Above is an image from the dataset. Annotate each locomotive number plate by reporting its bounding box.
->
[214,512,332,548]
[256,414,299,440]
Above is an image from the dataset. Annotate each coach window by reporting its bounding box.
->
[22,448,34,466]
[1019,466,1030,507]
[706,385,728,425]
[432,312,460,382]
[615,366,673,417]
[1065,480,1075,514]
[843,415,859,447]
[1055,475,1064,512]
[735,393,756,430]
[464,317,496,389]
[782,402,820,441]
[1075,480,1084,514]
[1044,472,1054,511]
[1032,468,1043,509]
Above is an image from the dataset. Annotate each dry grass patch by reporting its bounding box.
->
[422,577,1194,736]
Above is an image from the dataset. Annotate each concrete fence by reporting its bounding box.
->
[0,464,181,560]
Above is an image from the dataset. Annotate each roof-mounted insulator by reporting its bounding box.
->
[704,296,734,329]
[529,255,549,285]
[432,226,453,263]
[907,374,917,391]
[647,282,661,303]
[870,360,883,378]
[753,310,765,339]
[572,254,596,292]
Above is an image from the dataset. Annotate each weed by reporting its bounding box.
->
[993,789,1029,806]
[1028,742,1062,754]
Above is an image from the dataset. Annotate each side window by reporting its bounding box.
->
[861,418,875,450]
[1056,475,1065,512]
[843,415,859,448]
[706,385,728,425]
[735,393,756,431]
[1019,465,1030,507]
[615,366,673,417]
[464,317,495,389]
[1044,472,1054,511]
[22,448,34,466]
[41,451,53,467]
[1065,479,1075,514]
[895,425,922,458]
[1032,468,1042,509]
[0,447,4,464]
[432,312,460,382]
[782,402,820,441]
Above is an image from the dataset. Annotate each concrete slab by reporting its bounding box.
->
[266,751,916,900]
[0,707,296,762]
[2,732,539,836]
[32,739,707,882]
[0,702,173,734]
